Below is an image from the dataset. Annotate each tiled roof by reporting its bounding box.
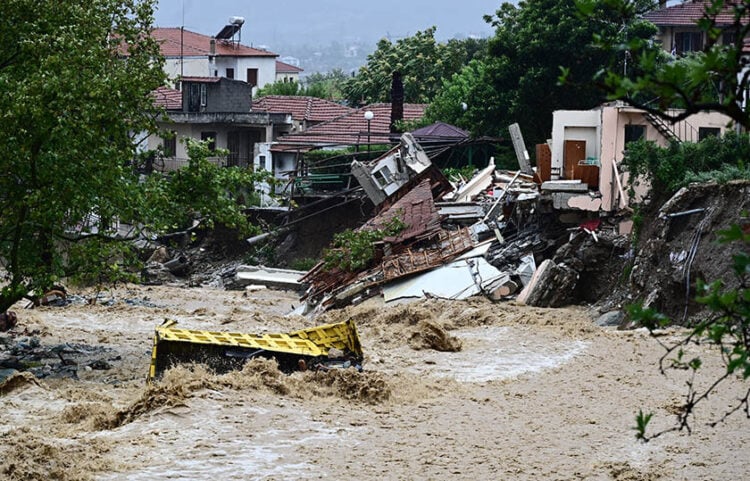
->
[151,27,277,58]
[276,60,304,73]
[151,86,182,110]
[411,122,469,141]
[276,103,428,146]
[644,0,748,27]
[252,96,353,122]
[362,178,441,244]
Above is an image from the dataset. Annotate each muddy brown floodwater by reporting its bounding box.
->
[1,284,749,480]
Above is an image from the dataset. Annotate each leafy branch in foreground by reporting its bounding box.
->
[630,223,750,440]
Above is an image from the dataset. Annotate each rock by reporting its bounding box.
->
[0,311,17,331]
[595,310,625,327]
[327,348,344,359]
[142,262,178,285]
[516,259,579,307]
[88,359,112,370]
[147,246,170,264]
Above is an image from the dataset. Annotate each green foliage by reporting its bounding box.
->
[303,69,349,100]
[289,257,319,272]
[628,223,750,439]
[634,409,654,441]
[144,139,274,237]
[428,0,655,144]
[424,59,498,136]
[323,216,407,272]
[581,0,750,128]
[622,131,750,198]
[0,0,165,311]
[255,80,304,97]
[443,166,479,182]
[256,69,350,101]
[342,28,487,106]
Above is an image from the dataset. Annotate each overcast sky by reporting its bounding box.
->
[153,0,500,48]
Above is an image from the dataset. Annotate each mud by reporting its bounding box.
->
[0,284,748,480]
[408,320,463,351]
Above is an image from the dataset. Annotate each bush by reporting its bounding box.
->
[622,131,750,198]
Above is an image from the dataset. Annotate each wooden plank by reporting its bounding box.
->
[535,143,552,182]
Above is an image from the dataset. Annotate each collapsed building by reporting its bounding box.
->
[296,130,589,315]
[296,102,739,315]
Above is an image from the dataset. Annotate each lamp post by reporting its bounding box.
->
[364,110,374,154]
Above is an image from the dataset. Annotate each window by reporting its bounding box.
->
[187,83,201,112]
[624,125,645,145]
[247,68,258,87]
[373,166,394,187]
[200,84,207,107]
[699,127,721,141]
[162,131,176,157]
[201,131,217,151]
[674,32,702,55]
[225,68,234,79]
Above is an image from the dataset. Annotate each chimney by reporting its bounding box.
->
[210,38,216,55]
[390,71,404,133]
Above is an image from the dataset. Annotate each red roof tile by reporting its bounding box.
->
[644,0,749,27]
[362,178,441,244]
[276,103,428,146]
[275,60,304,73]
[151,27,277,58]
[252,96,353,122]
[151,86,182,110]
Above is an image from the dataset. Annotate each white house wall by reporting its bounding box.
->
[215,56,276,92]
[163,57,211,82]
[550,110,601,178]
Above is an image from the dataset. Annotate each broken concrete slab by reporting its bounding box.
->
[383,257,509,303]
[451,157,496,203]
[541,180,589,192]
[508,123,534,175]
[595,310,625,327]
[516,259,579,307]
[234,265,307,290]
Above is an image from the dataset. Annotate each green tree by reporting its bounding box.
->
[255,79,304,97]
[342,28,487,106]
[303,68,349,100]
[256,69,349,101]
[425,59,500,135]
[428,0,655,144]
[143,139,274,236]
[580,0,750,128]
[0,0,166,311]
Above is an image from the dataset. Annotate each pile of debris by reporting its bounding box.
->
[0,332,116,383]
[296,131,627,316]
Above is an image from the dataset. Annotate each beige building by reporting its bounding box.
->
[539,102,735,213]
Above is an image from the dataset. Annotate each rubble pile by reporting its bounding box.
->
[0,333,116,382]
[297,132,628,315]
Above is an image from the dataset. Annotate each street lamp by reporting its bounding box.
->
[364,110,374,154]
